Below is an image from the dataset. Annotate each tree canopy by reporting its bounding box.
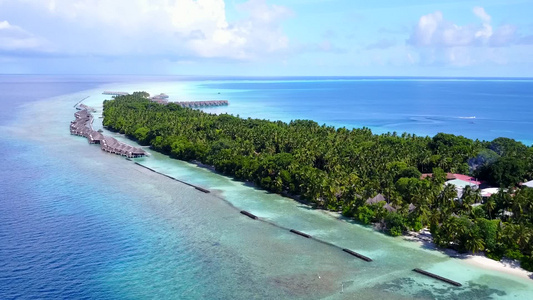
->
[103,93,533,271]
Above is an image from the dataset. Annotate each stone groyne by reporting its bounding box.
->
[130,160,465,288]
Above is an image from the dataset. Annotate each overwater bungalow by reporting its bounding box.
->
[102,91,129,96]
[175,100,229,108]
[78,103,96,112]
[88,131,104,144]
[70,107,146,158]
[151,93,169,99]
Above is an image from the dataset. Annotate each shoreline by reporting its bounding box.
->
[96,89,533,283]
[403,231,533,281]
[5,78,533,300]
[107,117,533,282]
[322,209,533,281]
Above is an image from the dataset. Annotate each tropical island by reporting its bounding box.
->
[102,92,533,272]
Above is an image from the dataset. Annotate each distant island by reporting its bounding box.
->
[102,92,533,272]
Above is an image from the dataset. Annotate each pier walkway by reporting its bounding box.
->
[77,103,96,112]
[102,91,130,96]
[70,105,146,158]
[176,100,228,108]
[103,91,229,108]
[148,99,229,107]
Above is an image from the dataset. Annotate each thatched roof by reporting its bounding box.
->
[366,193,386,205]
[383,203,397,212]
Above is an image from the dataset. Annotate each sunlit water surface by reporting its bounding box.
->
[1,76,532,299]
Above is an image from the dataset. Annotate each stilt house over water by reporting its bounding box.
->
[70,105,146,158]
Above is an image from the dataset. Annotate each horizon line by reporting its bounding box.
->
[1,74,532,80]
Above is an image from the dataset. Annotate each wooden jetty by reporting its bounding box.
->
[73,96,90,108]
[176,100,228,108]
[412,268,462,287]
[144,92,228,107]
[342,248,373,262]
[127,91,229,107]
[77,103,96,112]
[102,91,129,96]
[70,106,146,158]
[148,98,229,107]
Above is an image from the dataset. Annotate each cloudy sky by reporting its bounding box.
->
[1,0,532,76]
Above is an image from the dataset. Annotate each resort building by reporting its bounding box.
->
[70,105,147,158]
[365,194,406,212]
[521,180,533,188]
[144,91,229,108]
[480,187,508,198]
[422,173,486,201]
[365,193,386,205]
[150,93,170,104]
[176,100,229,108]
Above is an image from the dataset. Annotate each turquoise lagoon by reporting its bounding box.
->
[1,76,532,299]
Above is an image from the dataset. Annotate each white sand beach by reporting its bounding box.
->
[404,230,533,281]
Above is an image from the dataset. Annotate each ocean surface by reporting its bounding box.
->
[189,78,533,145]
[1,75,533,299]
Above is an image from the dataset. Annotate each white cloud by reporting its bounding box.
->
[490,24,516,47]
[408,10,492,47]
[411,11,443,46]
[14,0,292,60]
[406,7,525,67]
[0,20,11,30]
[407,7,519,49]
[473,6,491,23]
[187,0,292,59]
[473,7,493,41]
[237,0,291,24]
[0,20,49,51]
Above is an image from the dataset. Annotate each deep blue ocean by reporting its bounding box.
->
[197,78,533,145]
[1,76,533,299]
[0,76,123,298]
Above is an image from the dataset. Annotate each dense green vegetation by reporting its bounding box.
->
[103,93,533,271]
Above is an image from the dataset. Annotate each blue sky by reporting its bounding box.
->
[0,0,532,76]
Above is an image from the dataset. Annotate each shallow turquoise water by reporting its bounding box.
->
[1,77,533,299]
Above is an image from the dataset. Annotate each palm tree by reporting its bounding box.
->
[515,224,531,251]
[438,184,457,215]
[512,196,525,223]
[461,186,482,216]
[465,235,485,253]
[485,198,496,220]
[495,188,513,221]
